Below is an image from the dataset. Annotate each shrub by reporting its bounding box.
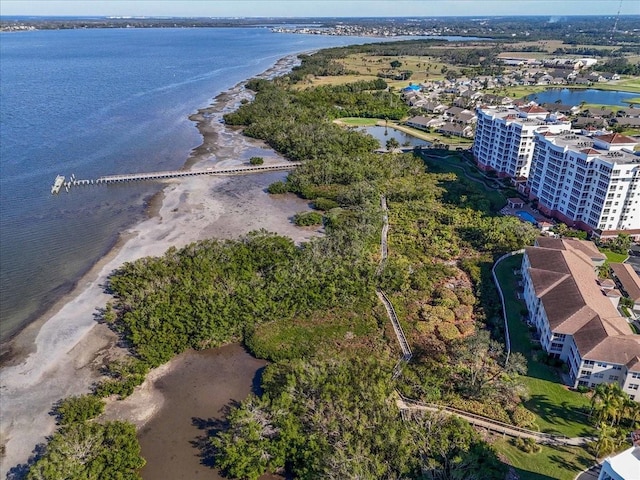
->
[93,358,149,399]
[513,437,541,453]
[293,211,323,227]
[456,288,476,306]
[437,322,461,341]
[54,394,105,425]
[267,181,288,194]
[457,321,475,335]
[312,197,339,211]
[453,304,473,322]
[448,398,511,423]
[432,286,459,309]
[511,405,538,429]
[249,156,264,165]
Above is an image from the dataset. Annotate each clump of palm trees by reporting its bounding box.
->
[589,383,640,458]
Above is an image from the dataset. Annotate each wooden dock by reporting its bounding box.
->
[51,162,301,193]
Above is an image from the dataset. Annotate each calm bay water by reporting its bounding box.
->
[527,88,639,106]
[0,27,390,342]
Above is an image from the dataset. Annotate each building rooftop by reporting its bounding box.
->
[601,446,640,480]
[610,263,640,302]
[538,131,640,166]
[525,239,639,366]
[477,105,571,128]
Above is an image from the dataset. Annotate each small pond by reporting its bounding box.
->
[526,88,638,107]
[360,126,430,149]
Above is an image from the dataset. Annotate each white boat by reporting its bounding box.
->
[51,175,65,194]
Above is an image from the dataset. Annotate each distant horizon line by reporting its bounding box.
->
[2,14,639,19]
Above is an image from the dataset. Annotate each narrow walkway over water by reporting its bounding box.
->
[51,162,301,194]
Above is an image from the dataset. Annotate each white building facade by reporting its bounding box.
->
[598,446,640,480]
[473,104,571,179]
[521,238,640,401]
[528,132,640,239]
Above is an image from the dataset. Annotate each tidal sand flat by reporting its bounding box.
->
[0,56,322,477]
[113,345,268,480]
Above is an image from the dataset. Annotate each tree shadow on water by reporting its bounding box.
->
[252,365,266,396]
[190,401,239,469]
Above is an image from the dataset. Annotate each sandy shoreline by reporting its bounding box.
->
[0,53,320,477]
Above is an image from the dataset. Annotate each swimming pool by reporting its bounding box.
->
[516,210,537,225]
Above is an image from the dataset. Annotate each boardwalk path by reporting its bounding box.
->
[52,162,301,193]
[396,395,588,446]
[376,195,412,378]
[375,195,590,447]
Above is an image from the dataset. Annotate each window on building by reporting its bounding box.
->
[629,384,639,390]
[580,370,591,377]
[609,375,619,381]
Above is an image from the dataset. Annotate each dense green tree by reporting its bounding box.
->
[54,395,105,425]
[212,357,506,480]
[27,422,144,480]
[386,137,401,151]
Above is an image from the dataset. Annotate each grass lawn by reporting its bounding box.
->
[594,76,640,94]
[600,249,628,263]
[494,255,595,439]
[494,439,594,480]
[334,117,382,126]
[419,151,507,210]
[248,304,381,360]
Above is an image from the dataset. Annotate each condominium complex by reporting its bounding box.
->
[521,237,640,400]
[528,131,640,239]
[473,104,571,179]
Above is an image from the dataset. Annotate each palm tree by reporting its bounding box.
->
[386,137,401,152]
[622,397,640,427]
[593,422,618,458]
[591,383,628,427]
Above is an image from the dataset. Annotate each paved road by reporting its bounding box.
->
[574,463,601,480]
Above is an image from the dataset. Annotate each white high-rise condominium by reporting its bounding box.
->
[528,132,640,239]
[473,104,572,180]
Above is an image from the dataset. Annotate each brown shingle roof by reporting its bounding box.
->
[564,239,606,262]
[525,240,639,365]
[610,263,640,302]
[599,278,616,288]
[594,132,637,144]
[581,334,640,367]
[533,237,566,250]
[520,105,548,114]
[627,356,640,372]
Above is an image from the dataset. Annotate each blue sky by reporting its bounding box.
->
[1,0,637,17]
